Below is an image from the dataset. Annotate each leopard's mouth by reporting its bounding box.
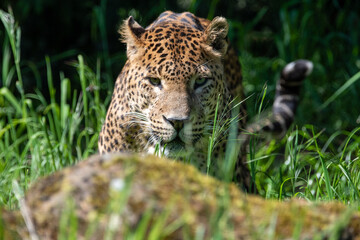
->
[153,130,203,157]
[164,135,204,159]
[162,136,185,152]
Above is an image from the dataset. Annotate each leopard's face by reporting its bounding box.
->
[99,11,230,158]
[126,22,227,156]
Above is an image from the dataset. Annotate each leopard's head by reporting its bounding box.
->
[115,14,230,157]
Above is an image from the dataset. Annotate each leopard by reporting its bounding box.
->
[98,11,313,190]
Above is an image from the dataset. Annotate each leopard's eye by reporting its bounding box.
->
[194,77,210,89]
[148,77,161,87]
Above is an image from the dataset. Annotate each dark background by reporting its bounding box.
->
[1,0,360,133]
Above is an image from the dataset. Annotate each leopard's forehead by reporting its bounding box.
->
[146,11,208,32]
[136,12,214,81]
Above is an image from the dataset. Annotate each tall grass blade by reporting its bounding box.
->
[320,71,360,109]
[312,127,333,200]
[0,9,23,89]
[12,180,39,240]
[1,37,11,87]
[45,56,61,141]
[0,87,22,114]
[337,164,360,200]
[207,94,220,175]
[339,127,360,162]
[78,55,89,147]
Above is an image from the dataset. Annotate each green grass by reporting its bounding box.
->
[0,2,360,237]
[1,4,360,203]
[0,9,107,206]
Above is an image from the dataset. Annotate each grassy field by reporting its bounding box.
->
[1,0,360,212]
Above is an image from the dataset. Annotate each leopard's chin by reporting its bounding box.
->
[163,136,196,159]
[164,137,184,153]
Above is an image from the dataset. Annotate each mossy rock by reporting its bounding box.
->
[2,154,360,239]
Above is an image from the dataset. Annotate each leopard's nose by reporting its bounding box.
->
[163,116,189,132]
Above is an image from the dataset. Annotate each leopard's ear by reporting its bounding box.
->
[202,17,229,58]
[119,16,145,59]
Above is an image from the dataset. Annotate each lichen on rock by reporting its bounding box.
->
[1,153,360,239]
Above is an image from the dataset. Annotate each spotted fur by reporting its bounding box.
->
[98,11,312,190]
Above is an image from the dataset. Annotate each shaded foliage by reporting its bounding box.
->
[0,0,360,206]
[1,0,359,133]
